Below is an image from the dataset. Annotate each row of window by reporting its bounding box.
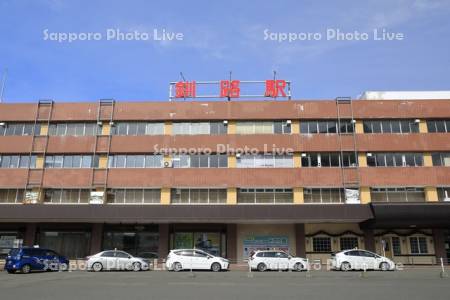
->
[2,119,450,137]
[367,153,423,167]
[236,154,293,168]
[237,188,293,204]
[1,152,449,169]
[0,155,37,168]
[45,155,99,168]
[301,152,357,167]
[2,187,450,204]
[48,123,101,136]
[300,120,354,134]
[363,120,419,134]
[311,236,428,254]
[0,123,40,136]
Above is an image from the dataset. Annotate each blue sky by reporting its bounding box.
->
[0,0,449,102]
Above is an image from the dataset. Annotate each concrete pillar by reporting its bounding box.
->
[228,155,236,168]
[425,187,439,202]
[226,224,237,262]
[227,121,236,134]
[363,229,376,252]
[39,123,49,135]
[24,223,37,247]
[158,224,169,260]
[227,188,237,204]
[355,120,364,134]
[164,121,172,135]
[423,153,433,167]
[90,223,104,255]
[419,120,428,133]
[295,224,306,257]
[291,120,300,134]
[293,187,304,204]
[358,153,367,167]
[432,229,447,264]
[360,187,371,204]
[101,122,111,135]
[161,188,171,205]
[293,153,301,168]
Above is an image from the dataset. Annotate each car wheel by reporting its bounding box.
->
[257,263,267,272]
[132,262,141,272]
[380,262,390,271]
[92,262,103,272]
[59,263,68,272]
[21,264,31,274]
[211,262,221,272]
[293,262,304,272]
[340,262,351,272]
[173,262,183,272]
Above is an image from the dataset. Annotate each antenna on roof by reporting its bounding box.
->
[180,72,186,82]
[0,68,7,103]
[227,71,232,101]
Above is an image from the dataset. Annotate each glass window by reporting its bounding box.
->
[392,237,401,256]
[312,237,331,252]
[300,122,309,134]
[82,156,92,168]
[63,156,73,168]
[410,237,428,254]
[340,237,359,250]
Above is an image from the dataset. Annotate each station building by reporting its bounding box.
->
[0,97,449,264]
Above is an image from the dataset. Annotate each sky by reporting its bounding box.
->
[0,0,449,102]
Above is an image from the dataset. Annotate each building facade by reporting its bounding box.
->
[0,99,449,264]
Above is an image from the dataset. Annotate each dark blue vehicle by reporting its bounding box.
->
[4,247,69,274]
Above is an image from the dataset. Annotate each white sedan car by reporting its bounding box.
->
[331,249,395,271]
[165,249,229,272]
[248,250,309,271]
[87,250,149,272]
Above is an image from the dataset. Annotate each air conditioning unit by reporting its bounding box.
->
[164,161,173,168]
[286,120,292,125]
[223,120,228,125]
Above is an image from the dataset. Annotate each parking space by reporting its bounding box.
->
[1,268,449,300]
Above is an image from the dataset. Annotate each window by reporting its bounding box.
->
[409,237,428,254]
[432,153,450,166]
[45,155,98,168]
[303,188,345,203]
[370,187,425,202]
[0,189,25,203]
[300,120,353,134]
[108,155,162,168]
[392,237,401,256]
[172,154,227,168]
[237,188,293,204]
[236,121,291,134]
[172,122,225,135]
[48,123,100,136]
[0,155,36,168]
[301,152,356,167]
[340,237,359,250]
[437,187,450,202]
[312,237,331,253]
[367,153,423,167]
[170,189,227,204]
[427,120,450,133]
[363,120,419,134]
[108,189,161,204]
[43,189,90,204]
[237,154,293,168]
[0,123,40,136]
[111,122,164,136]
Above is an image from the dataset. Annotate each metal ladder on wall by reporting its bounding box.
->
[335,97,361,202]
[25,99,54,203]
[91,99,115,203]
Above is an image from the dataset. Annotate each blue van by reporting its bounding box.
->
[4,247,69,274]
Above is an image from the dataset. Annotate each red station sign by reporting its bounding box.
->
[169,79,291,100]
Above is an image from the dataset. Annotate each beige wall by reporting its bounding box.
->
[236,224,296,260]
